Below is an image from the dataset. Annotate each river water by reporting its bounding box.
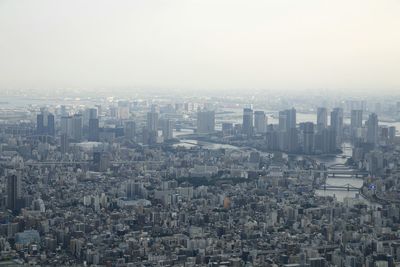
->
[174,130,375,204]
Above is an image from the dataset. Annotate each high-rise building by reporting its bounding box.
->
[351,110,363,129]
[287,108,296,129]
[322,127,337,154]
[83,108,98,127]
[330,108,343,146]
[124,121,136,140]
[278,111,288,131]
[254,111,267,134]
[279,108,296,131]
[60,133,69,153]
[147,111,159,132]
[47,113,55,136]
[222,122,234,136]
[242,108,254,136]
[389,126,396,142]
[37,112,55,136]
[162,119,174,140]
[36,113,45,135]
[7,174,22,213]
[88,118,100,142]
[367,113,379,146]
[303,122,314,154]
[197,110,215,134]
[61,116,73,138]
[317,107,328,131]
[72,114,83,141]
[287,128,299,153]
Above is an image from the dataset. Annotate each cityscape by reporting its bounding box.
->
[0,91,400,266]
[1,0,400,266]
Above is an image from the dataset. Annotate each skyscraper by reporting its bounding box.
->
[72,114,83,141]
[330,108,343,146]
[287,108,296,129]
[147,111,159,132]
[60,133,69,153]
[316,107,327,132]
[36,113,45,135]
[124,121,136,140]
[367,113,379,146]
[47,113,55,136]
[351,110,363,129]
[7,174,22,213]
[279,108,296,131]
[88,118,100,142]
[302,122,314,154]
[254,111,267,134]
[37,112,55,136]
[61,116,73,138]
[242,108,254,136]
[162,119,174,140]
[197,110,215,134]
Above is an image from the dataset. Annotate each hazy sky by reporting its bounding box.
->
[1,0,399,92]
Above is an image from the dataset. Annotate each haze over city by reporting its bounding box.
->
[1,0,400,92]
[2,1,400,267]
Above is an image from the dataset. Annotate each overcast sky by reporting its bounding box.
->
[0,0,399,93]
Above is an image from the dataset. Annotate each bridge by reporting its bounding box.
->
[319,183,360,192]
[285,169,368,178]
[317,163,369,178]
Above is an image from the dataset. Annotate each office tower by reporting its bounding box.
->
[330,108,343,146]
[266,131,280,150]
[36,112,55,136]
[93,151,110,172]
[60,133,69,153]
[61,116,73,138]
[126,182,147,199]
[321,127,337,154]
[7,174,22,213]
[83,108,98,127]
[303,122,314,154]
[89,108,98,119]
[242,108,254,136]
[147,111,159,132]
[367,113,379,146]
[317,107,328,131]
[254,111,267,134]
[389,126,396,142]
[162,119,174,140]
[287,128,299,153]
[47,113,55,136]
[278,111,288,131]
[351,110,363,129]
[381,127,389,141]
[222,122,234,136]
[279,108,296,131]
[142,126,157,145]
[287,108,296,129]
[88,118,100,142]
[36,113,45,134]
[124,121,136,140]
[197,110,215,134]
[72,114,83,141]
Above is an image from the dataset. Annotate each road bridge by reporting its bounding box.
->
[319,183,360,191]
